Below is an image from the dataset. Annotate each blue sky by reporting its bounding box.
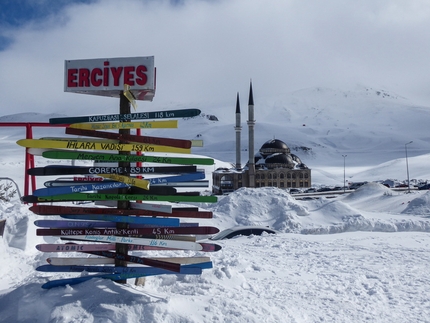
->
[0,0,95,50]
[1,0,430,116]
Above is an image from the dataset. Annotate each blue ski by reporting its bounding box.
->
[37,262,212,273]
[34,220,198,229]
[60,214,180,227]
[40,265,205,289]
[33,181,131,197]
[146,172,205,185]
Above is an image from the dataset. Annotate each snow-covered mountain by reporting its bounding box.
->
[1,87,430,322]
[2,86,429,187]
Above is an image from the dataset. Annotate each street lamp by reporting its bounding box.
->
[405,141,413,193]
[342,155,347,192]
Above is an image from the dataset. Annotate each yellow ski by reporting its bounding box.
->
[17,139,191,154]
[41,137,203,148]
[98,174,150,190]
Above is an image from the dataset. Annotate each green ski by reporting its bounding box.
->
[42,150,214,165]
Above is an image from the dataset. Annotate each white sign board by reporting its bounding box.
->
[64,56,155,101]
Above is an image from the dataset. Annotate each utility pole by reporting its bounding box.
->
[405,141,413,193]
[342,155,347,192]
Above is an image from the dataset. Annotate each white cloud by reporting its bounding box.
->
[1,0,430,116]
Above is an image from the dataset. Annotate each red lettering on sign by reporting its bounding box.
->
[136,65,148,86]
[78,68,90,87]
[103,61,109,86]
[91,68,102,86]
[111,67,123,86]
[66,63,150,88]
[123,66,135,86]
[67,69,78,87]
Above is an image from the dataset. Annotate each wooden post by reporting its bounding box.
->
[115,91,131,283]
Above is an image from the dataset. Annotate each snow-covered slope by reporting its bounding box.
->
[1,87,430,322]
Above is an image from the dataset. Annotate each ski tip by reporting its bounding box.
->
[21,195,39,203]
[46,258,52,264]
[199,243,222,252]
[35,245,42,251]
[213,244,222,251]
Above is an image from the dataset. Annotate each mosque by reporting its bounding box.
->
[212,83,311,195]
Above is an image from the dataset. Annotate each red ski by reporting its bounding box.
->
[65,127,192,149]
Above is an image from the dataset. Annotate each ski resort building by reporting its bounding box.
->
[212,83,311,195]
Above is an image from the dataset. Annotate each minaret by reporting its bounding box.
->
[247,81,256,187]
[235,92,242,170]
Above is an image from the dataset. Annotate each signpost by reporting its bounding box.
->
[18,56,220,289]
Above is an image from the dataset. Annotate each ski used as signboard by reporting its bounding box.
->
[17,139,191,154]
[61,234,197,242]
[33,182,131,197]
[46,255,212,269]
[24,192,217,203]
[144,173,206,184]
[91,174,150,190]
[47,256,181,272]
[65,127,192,149]
[36,242,222,253]
[29,204,175,216]
[43,176,151,190]
[42,173,205,187]
[32,184,176,197]
[36,226,219,236]
[152,181,208,187]
[42,150,214,165]
[40,265,205,289]
[37,264,208,274]
[27,165,197,176]
[69,120,178,130]
[34,220,198,229]
[59,214,180,226]
[57,234,211,251]
[49,108,201,124]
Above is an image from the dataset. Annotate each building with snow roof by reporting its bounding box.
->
[212,83,311,194]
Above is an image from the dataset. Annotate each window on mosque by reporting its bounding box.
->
[292,173,296,179]
[268,174,272,179]
[256,174,260,179]
[280,182,284,187]
[280,173,284,179]
[273,173,277,179]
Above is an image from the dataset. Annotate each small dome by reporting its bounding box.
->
[260,139,290,157]
[265,153,295,169]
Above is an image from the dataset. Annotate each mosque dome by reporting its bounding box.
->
[247,139,308,170]
[265,153,295,169]
[259,139,290,157]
